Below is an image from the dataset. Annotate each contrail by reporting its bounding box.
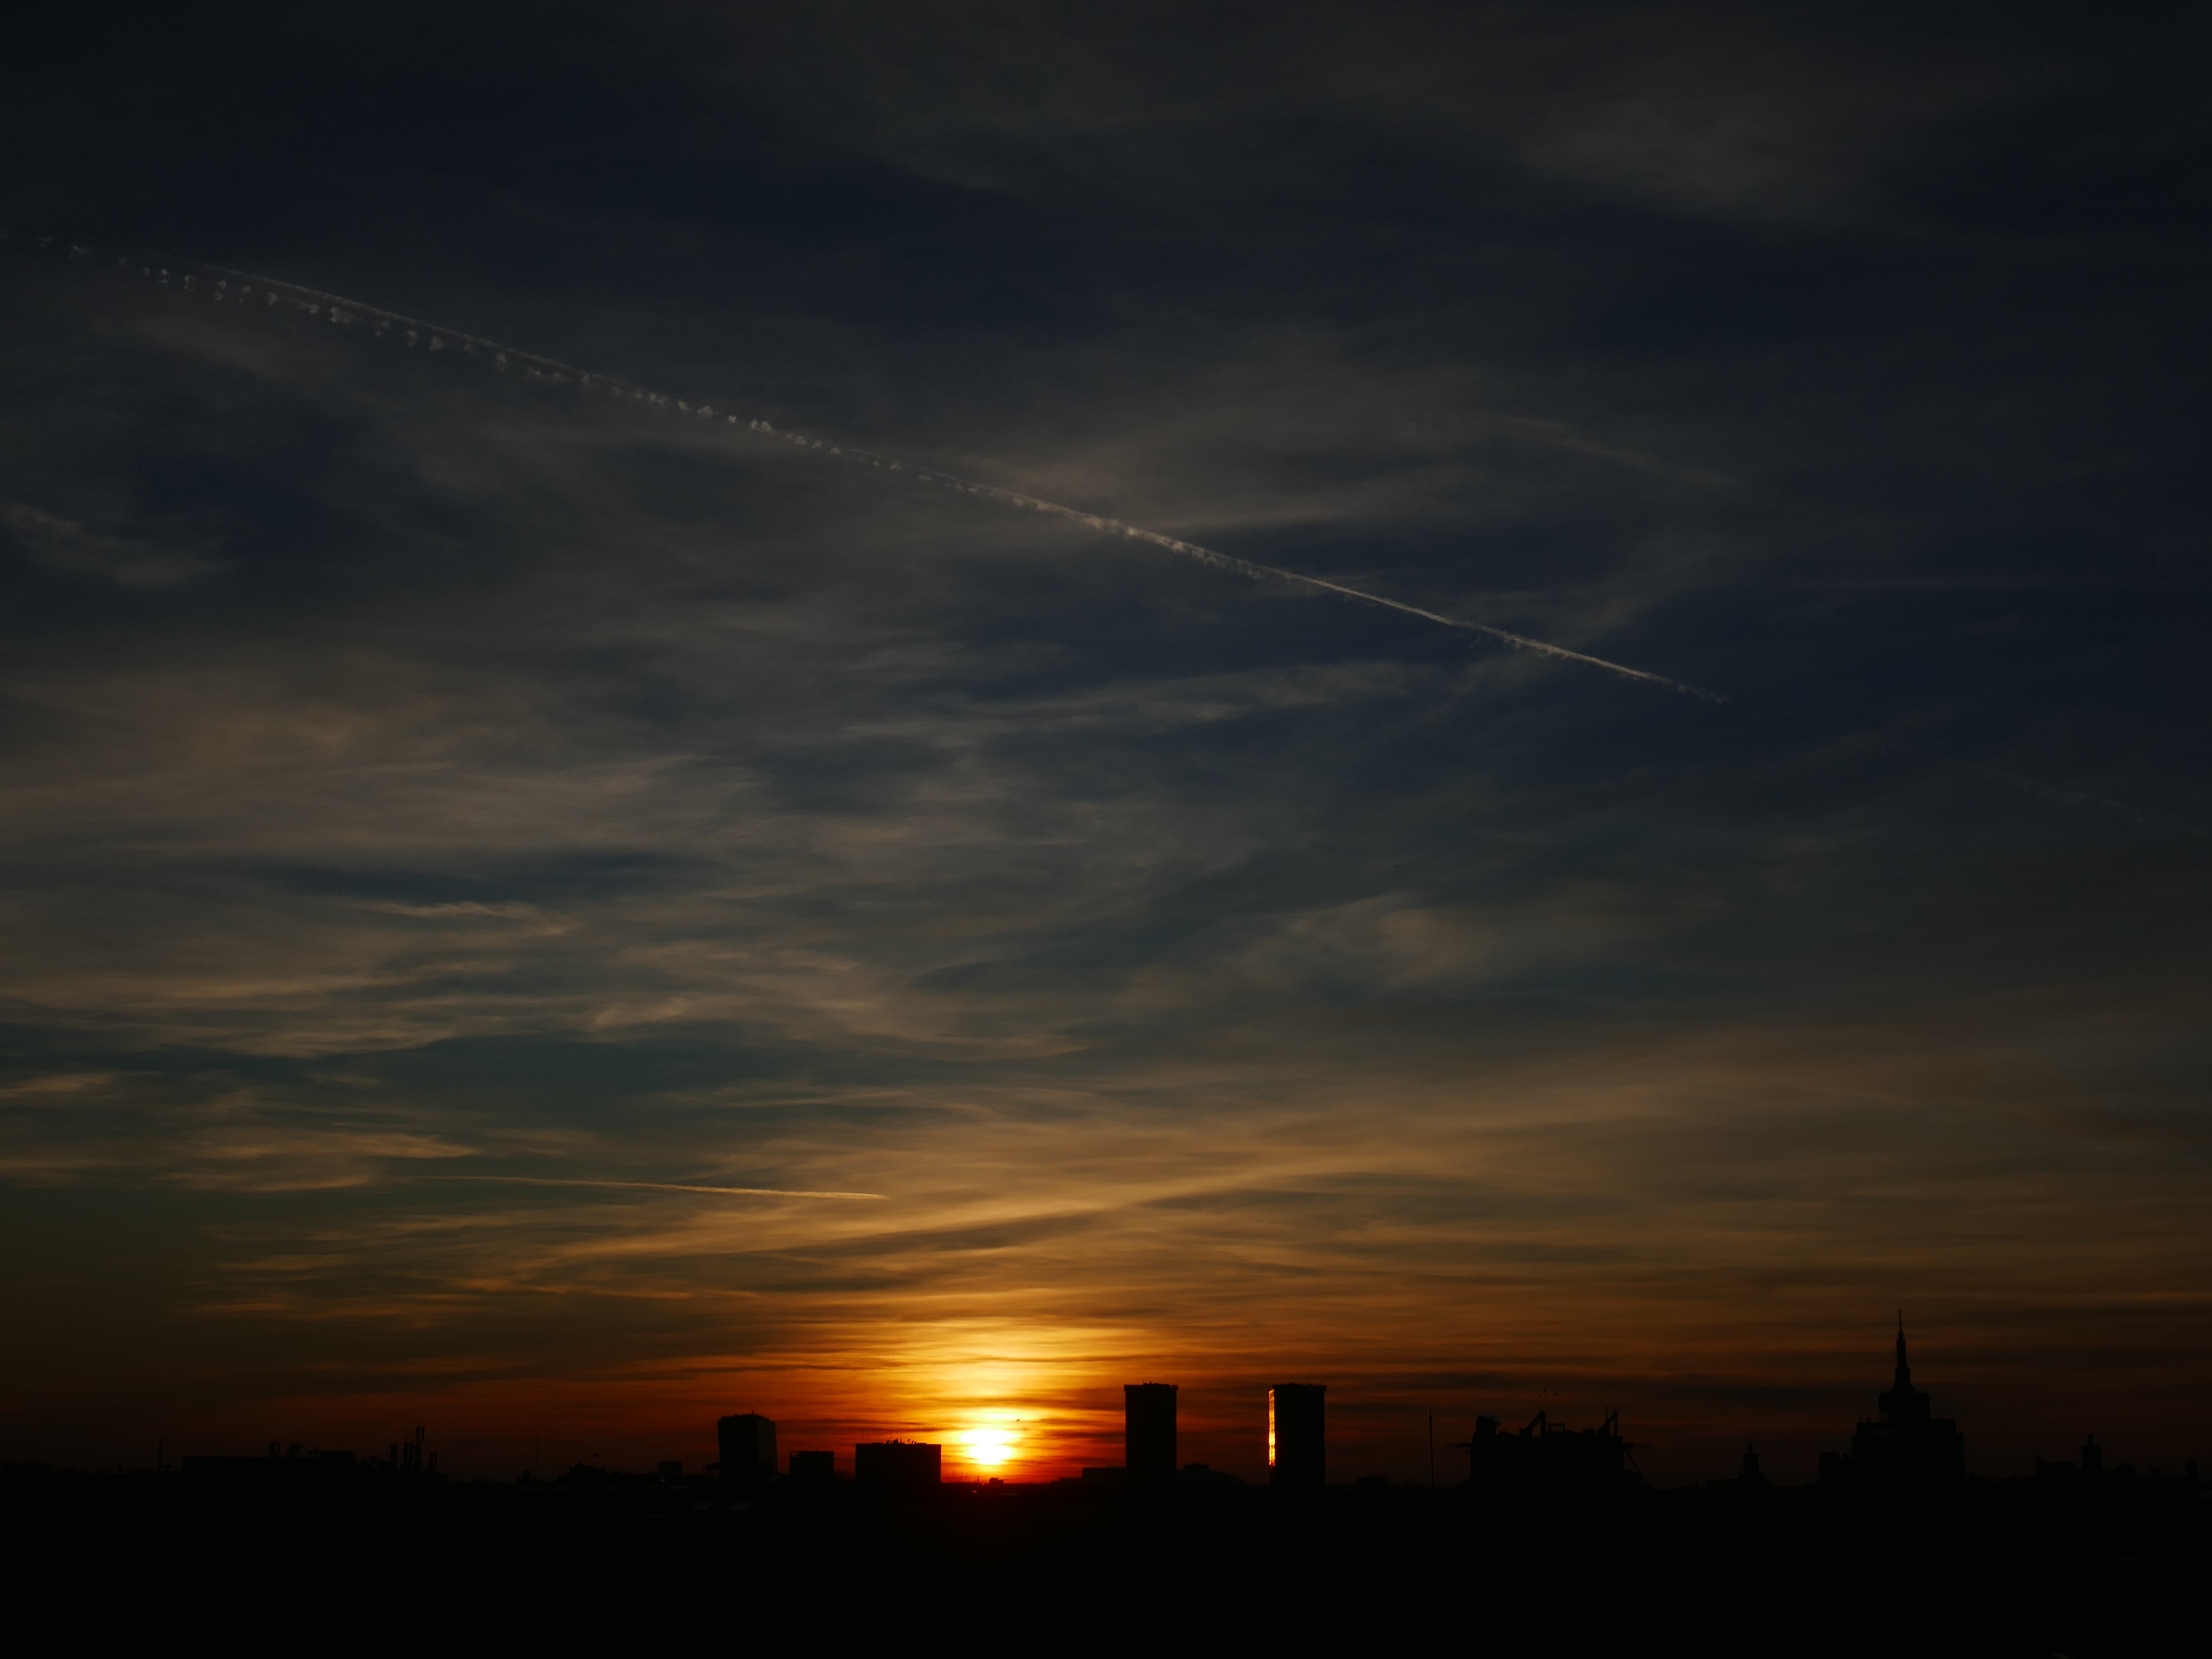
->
[14,233,1724,702]
[1873,741,2202,836]
[732,423,1728,700]
[19,239,2196,836]
[430,1176,888,1199]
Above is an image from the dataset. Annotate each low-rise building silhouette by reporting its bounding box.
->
[1269,1384,1326,1489]
[1125,1383,1177,1487]
[1177,1461,1247,1489]
[1820,1320,1965,1488]
[177,1439,441,1489]
[855,1440,941,1486]
[181,1450,364,1488]
[2037,1434,2102,1480]
[717,1413,777,1484]
[1456,1410,1639,1489]
[2033,1435,2200,1488]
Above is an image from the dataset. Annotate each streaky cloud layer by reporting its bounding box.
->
[432,1176,887,1199]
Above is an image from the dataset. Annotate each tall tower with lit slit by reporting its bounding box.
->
[1269,1384,1327,1489]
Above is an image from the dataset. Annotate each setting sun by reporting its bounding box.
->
[957,1416,1024,1471]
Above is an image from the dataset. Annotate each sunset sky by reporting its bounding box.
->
[4,2,2207,1487]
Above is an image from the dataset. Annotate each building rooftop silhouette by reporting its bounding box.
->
[1124,1383,1177,1487]
[1822,1317,1966,1488]
[855,1440,941,1487]
[1454,1409,1639,1490]
[1268,1384,1326,1489]
[717,1413,777,1485]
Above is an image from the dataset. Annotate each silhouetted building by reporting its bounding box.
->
[1081,1466,1126,1486]
[1822,1320,1965,1488]
[656,1461,683,1480]
[1735,1443,1767,1486]
[788,1450,835,1481]
[2039,1435,2104,1482]
[181,1448,367,1488]
[1269,1384,1326,1489]
[718,1413,777,1484]
[1176,1462,1247,1489]
[1125,1383,1177,1487]
[182,1455,290,1485]
[1457,1410,1639,1490]
[855,1440,940,1486]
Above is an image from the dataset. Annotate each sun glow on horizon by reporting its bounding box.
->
[956,1411,1025,1471]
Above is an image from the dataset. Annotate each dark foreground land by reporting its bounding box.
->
[2,1468,2204,1655]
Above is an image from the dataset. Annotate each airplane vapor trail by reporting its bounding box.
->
[734,427,1728,700]
[21,235,1723,703]
[1875,742,2202,836]
[430,1176,888,1199]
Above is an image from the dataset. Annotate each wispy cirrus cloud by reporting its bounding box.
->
[4,503,225,588]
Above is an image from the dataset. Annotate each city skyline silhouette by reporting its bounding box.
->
[64,1324,2195,1496]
